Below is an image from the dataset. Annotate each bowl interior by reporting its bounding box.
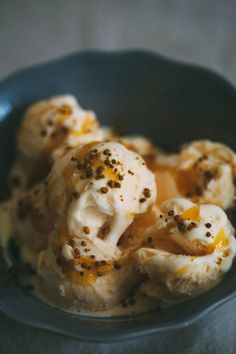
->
[0,51,236,341]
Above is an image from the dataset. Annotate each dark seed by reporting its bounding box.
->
[143,188,151,198]
[168,210,175,217]
[83,226,90,234]
[100,187,108,194]
[72,191,79,199]
[69,239,75,247]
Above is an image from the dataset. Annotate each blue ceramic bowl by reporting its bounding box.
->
[0,51,236,342]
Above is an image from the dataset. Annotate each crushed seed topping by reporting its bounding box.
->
[168,210,175,217]
[83,226,90,234]
[100,187,108,194]
[72,191,79,199]
[177,221,186,233]
[98,223,111,239]
[103,149,111,156]
[74,248,80,255]
[187,222,197,231]
[40,129,47,137]
[69,239,75,247]
[143,188,151,198]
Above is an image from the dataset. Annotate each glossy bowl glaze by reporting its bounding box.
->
[0,50,236,342]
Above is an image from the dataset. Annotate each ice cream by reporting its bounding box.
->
[136,198,236,302]
[45,141,156,256]
[177,140,236,209]
[36,141,157,311]
[2,93,236,314]
[148,140,236,210]
[10,95,112,192]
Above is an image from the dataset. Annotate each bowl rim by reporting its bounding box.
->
[1,282,236,343]
[0,49,235,91]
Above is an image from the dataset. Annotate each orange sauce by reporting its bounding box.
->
[174,265,189,276]
[155,169,180,205]
[206,228,229,253]
[143,157,181,207]
[176,168,199,197]
[64,266,97,286]
[181,205,200,222]
[62,255,128,287]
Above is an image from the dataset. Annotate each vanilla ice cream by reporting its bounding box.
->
[3,92,236,314]
[12,95,112,191]
[149,140,236,210]
[46,141,156,258]
[177,140,236,209]
[36,141,156,311]
[136,198,236,302]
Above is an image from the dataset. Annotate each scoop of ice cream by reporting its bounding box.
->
[149,140,236,210]
[14,95,111,190]
[46,141,157,258]
[36,141,156,311]
[177,140,236,209]
[18,95,98,160]
[136,198,236,302]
